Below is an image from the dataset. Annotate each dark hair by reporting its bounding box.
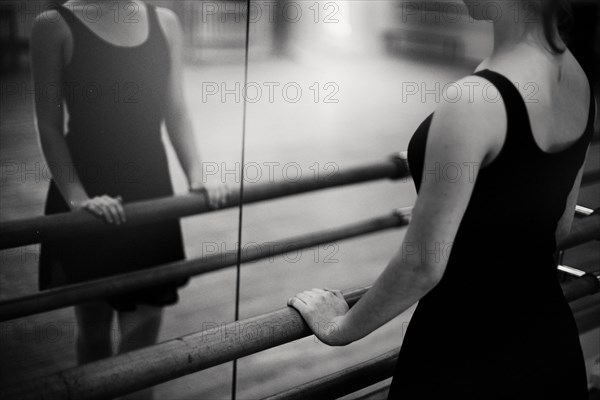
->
[540,0,573,54]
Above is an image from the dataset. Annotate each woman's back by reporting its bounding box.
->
[477,46,594,249]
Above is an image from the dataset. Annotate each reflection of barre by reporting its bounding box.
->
[0,155,410,249]
[2,273,597,400]
[0,209,412,322]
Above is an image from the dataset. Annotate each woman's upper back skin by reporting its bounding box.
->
[478,43,592,155]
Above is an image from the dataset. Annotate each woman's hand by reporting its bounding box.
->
[72,195,126,225]
[190,182,231,210]
[287,288,351,346]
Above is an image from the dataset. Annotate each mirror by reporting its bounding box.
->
[0,0,247,397]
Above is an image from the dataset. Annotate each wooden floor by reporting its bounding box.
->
[1,52,599,399]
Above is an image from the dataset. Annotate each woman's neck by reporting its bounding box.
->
[491,6,561,57]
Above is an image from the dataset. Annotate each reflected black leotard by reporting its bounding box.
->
[387,70,594,399]
[39,3,188,311]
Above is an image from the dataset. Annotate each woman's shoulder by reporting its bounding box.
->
[425,74,508,165]
[432,74,507,130]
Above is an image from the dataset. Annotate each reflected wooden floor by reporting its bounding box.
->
[1,53,599,399]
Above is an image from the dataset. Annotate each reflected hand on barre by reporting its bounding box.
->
[71,195,126,225]
[189,182,231,210]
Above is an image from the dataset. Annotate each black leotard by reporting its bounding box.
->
[388,69,594,399]
[39,3,187,312]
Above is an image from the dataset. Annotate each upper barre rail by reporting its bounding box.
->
[0,155,410,250]
[1,275,598,400]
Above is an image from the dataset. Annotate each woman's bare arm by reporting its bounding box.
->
[157,8,229,208]
[31,11,88,208]
[289,78,507,345]
[157,8,204,185]
[31,10,124,223]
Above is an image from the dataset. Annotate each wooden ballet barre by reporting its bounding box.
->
[0,287,369,400]
[0,209,413,321]
[0,155,410,250]
[2,273,598,400]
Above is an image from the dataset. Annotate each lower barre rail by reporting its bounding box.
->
[1,287,368,400]
[262,348,399,400]
[2,275,599,400]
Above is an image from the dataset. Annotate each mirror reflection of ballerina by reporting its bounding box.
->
[289,1,595,398]
[31,1,228,398]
